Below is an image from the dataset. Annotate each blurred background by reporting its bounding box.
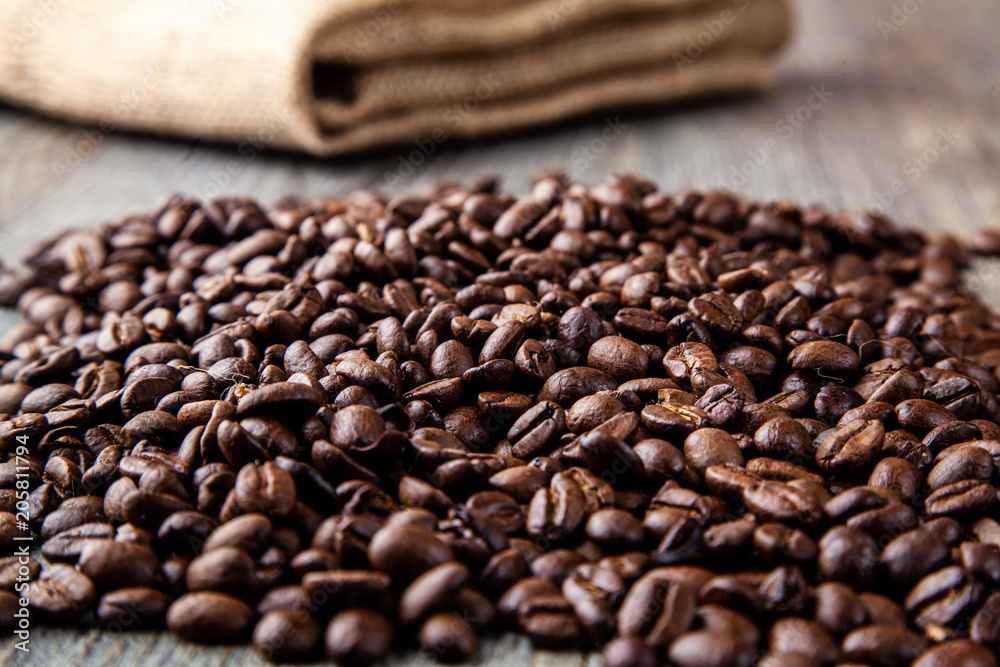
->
[0,0,998,663]
[1,1,997,250]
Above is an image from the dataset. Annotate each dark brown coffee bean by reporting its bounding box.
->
[167,591,256,643]
[603,636,659,667]
[587,336,649,382]
[506,400,566,459]
[879,528,950,586]
[617,568,697,647]
[186,546,257,598]
[367,524,453,581]
[252,609,322,662]
[683,428,743,476]
[814,419,884,473]
[78,540,161,589]
[97,587,170,629]
[667,630,754,667]
[325,608,395,665]
[927,445,994,490]
[26,564,96,622]
[419,612,478,662]
[769,617,840,664]
[868,457,922,503]
[904,565,984,630]
[912,640,998,667]
[787,340,859,373]
[895,398,957,435]
[817,526,878,588]
[813,581,867,637]
[841,624,927,666]
[743,481,823,529]
[537,367,618,409]
[753,417,812,460]
[926,479,996,518]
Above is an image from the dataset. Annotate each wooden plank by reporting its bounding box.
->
[1,0,999,664]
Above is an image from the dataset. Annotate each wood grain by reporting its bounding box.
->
[1,0,999,664]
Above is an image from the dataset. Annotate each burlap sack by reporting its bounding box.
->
[0,0,791,155]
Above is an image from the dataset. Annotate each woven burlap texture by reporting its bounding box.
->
[0,0,790,155]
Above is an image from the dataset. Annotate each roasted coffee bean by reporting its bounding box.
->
[683,428,743,476]
[252,609,322,662]
[587,336,649,382]
[769,617,840,664]
[814,419,884,473]
[186,546,257,598]
[743,481,823,529]
[927,445,994,490]
[78,540,161,589]
[97,587,171,629]
[537,367,618,409]
[617,568,697,647]
[419,612,479,662]
[8,176,1000,665]
[325,609,395,665]
[167,591,256,643]
[603,636,659,667]
[25,564,97,622]
[367,524,453,581]
[926,479,996,517]
[912,640,998,667]
[817,526,879,588]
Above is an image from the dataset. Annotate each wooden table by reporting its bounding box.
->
[1,0,998,664]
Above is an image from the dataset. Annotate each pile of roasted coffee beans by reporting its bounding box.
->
[2,172,1000,667]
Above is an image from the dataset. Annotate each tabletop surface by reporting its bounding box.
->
[1,0,999,664]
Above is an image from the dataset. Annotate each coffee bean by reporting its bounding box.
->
[617,568,697,647]
[814,419,884,473]
[186,546,257,598]
[817,526,878,588]
[667,630,754,667]
[603,636,659,667]
[166,591,256,643]
[587,336,649,382]
[325,608,395,665]
[537,367,618,409]
[754,417,813,461]
[744,481,823,529]
[26,564,96,622]
[684,428,744,476]
[769,617,840,664]
[787,340,859,373]
[841,624,927,666]
[419,612,478,662]
[912,640,998,667]
[8,177,1000,664]
[78,540,161,589]
[367,524,454,581]
[97,587,170,629]
[880,529,951,586]
[252,609,321,662]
